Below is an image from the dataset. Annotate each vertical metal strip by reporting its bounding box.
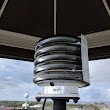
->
[81,34,90,83]
[0,0,9,18]
[54,0,57,35]
[102,0,110,16]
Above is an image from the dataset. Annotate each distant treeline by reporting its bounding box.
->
[0,101,38,107]
[0,100,108,110]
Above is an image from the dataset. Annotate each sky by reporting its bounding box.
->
[0,58,110,103]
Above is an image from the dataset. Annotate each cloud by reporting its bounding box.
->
[89,58,110,82]
[0,78,41,101]
[0,58,41,101]
[107,89,110,98]
[79,82,110,102]
[0,58,34,83]
[6,76,13,80]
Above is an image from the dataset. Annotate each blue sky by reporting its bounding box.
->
[0,58,110,102]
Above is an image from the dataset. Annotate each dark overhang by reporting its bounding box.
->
[0,0,54,37]
[0,0,110,61]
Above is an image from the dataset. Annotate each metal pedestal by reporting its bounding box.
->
[36,93,80,110]
[53,99,66,110]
